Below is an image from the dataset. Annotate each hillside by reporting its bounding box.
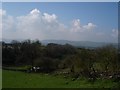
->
[41,40,118,49]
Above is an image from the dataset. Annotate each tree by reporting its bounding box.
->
[96,45,118,74]
[45,43,76,59]
[15,40,42,66]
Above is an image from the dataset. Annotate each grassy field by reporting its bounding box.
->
[0,69,2,89]
[2,70,120,88]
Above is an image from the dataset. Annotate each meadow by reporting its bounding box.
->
[0,69,2,89]
[2,70,119,88]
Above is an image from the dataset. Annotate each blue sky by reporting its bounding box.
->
[1,2,118,43]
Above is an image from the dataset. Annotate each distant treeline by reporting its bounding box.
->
[2,40,120,77]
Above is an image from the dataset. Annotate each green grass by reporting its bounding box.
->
[3,65,31,70]
[0,69,2,89]
[2,70,119,88]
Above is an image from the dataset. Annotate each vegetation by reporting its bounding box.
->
[2,39,120,88]
[2,70,119,88]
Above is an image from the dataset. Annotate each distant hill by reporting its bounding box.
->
[1,39,118,49]
[2,38,23,43]
[41,40,118,49]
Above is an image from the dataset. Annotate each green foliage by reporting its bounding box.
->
[2,40,119,77]
[95,45,118,72]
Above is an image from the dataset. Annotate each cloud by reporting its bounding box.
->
[2,8,63,40]
[111,29,118,38]
[94,29,118,43]
[83,23,96,30]
[30,8,40,15]
[0,9,8,40]
[71,19,96,32]
[1,8,117,43]
[71,19,82,32]
[0,9,6,16]
[43,13,57,23]
[1,9,15,31]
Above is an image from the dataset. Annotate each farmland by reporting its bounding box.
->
[2,70,119,88]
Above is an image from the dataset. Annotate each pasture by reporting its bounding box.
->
[0,69,2,89]
[2,70,120,88]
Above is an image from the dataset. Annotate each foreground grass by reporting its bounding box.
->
[2,70,119,88]
[0,69,2,89]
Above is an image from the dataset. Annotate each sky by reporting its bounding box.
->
[1,2,118,43]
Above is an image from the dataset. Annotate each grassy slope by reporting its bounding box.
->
[2,70,119,88]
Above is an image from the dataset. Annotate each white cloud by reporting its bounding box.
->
[2,8,117,43]
[71,19,82,32]
[71,19,96,32]
[2,8,62,40]
[111,29,118,38]
[43,13,57,23]
[73,19,80,27]
[0,9,6,16]
[0,9,8,41]
[30,8,40,15]
[0,9,3,41]
[3,16,14,31]
[94,29,118,43]
[83,23,96,30]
